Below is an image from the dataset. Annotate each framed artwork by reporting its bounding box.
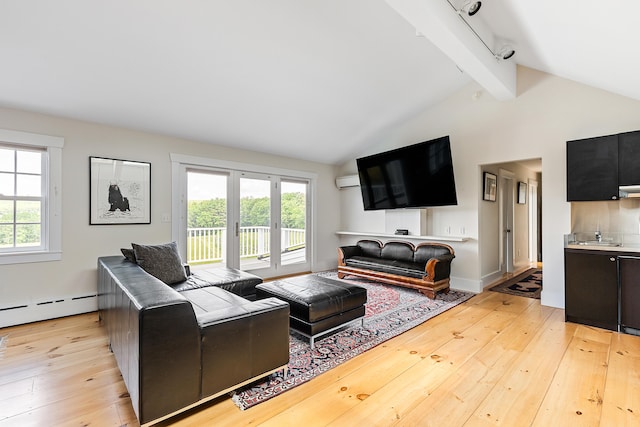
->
[483,172,497,202]
[90,156,151,224]
[518,181,527,204]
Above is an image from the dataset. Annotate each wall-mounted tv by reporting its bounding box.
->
[356,136,458,210]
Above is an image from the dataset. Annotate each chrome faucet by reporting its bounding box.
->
[595,230,602,242]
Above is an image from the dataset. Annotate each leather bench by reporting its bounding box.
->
[256,275,367,348]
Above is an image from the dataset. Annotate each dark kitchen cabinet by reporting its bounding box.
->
[618,131,640,186]
[566,135,619,201]
[618,256,640,335]
[565,249,618,331]
[567,130,640,201]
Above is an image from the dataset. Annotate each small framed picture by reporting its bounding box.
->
[483,172,497,202]
[518,181,527,204]
[90,157,151,225]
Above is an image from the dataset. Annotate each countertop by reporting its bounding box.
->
[565,243,640,253]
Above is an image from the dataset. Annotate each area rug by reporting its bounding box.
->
[231,271,474,410]
[489,268,542,299]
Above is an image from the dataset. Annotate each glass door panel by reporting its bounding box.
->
[239,176,271,271]
[281,180,307,266]
[186,170,228,268]
[177,164,311,277]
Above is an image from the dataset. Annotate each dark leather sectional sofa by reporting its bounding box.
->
[338,239,455,298]
[98,256,290,426]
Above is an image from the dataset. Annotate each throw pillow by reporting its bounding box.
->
[132,242,187,285]
[121,248,136,263]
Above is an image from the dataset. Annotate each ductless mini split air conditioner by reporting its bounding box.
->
[335,174,360,189]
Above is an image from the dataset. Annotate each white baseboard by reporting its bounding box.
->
[0,295,97,328]
[450,276,482,294]
[481,270,504,289]
[314,260,339,273]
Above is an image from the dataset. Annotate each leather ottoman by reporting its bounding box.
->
[256,275,367,348]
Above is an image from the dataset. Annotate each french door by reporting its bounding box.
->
[181,166,309,278]
[238,173,272,272]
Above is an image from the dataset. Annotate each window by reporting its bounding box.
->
[0,129,63,264]
[171,153,315,277]
[0,146,44,250]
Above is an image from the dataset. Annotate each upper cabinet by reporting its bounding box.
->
[618,131,640,186]
[567,130,640,201]
[567,134,619,201]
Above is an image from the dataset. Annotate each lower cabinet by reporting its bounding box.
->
[618,256,640,335]
[564,249,619,331]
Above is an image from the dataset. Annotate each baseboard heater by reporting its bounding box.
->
[0,304,28,312]
[0,294,98,328]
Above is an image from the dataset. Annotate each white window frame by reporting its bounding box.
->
[0,129,63,265]
[170,153,317,275]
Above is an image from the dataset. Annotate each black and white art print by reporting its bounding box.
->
[89,157,151,225]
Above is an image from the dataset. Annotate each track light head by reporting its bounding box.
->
[496,46,516,60]
[459,1,482,17]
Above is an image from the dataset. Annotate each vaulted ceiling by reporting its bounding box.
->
[1,1,638,165]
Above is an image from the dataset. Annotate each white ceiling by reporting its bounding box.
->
[0,1,638,165]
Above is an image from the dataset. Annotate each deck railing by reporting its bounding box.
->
[186,226,305,264]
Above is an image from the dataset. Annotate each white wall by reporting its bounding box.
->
[0,107,341,327]
[339,66,640,308]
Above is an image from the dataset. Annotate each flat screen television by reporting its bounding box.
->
[356,136,458,210]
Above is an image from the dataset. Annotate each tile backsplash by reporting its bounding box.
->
[572,199,640,234]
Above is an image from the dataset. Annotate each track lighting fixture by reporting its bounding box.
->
[447,0,516,62]
[495,46,515,60]
[458,1,481,17]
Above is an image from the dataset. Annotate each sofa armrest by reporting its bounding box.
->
[338,245,360,265]
[97,256,201,425]
[198,297,290,396]
[196,297,288,327]
[424,254,455,282]
[434,253,455,263]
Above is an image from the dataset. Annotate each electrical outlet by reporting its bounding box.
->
[161,214,171,223]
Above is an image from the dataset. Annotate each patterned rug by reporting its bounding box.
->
[489,268,542,299]
[231,271,474,410]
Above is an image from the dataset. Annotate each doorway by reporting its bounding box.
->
[500,169,515,274]
[177,164,311,278]
[528,178,539,265]
[480,158,542,286]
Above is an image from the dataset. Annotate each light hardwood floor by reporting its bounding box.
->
[1,290,638,426]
